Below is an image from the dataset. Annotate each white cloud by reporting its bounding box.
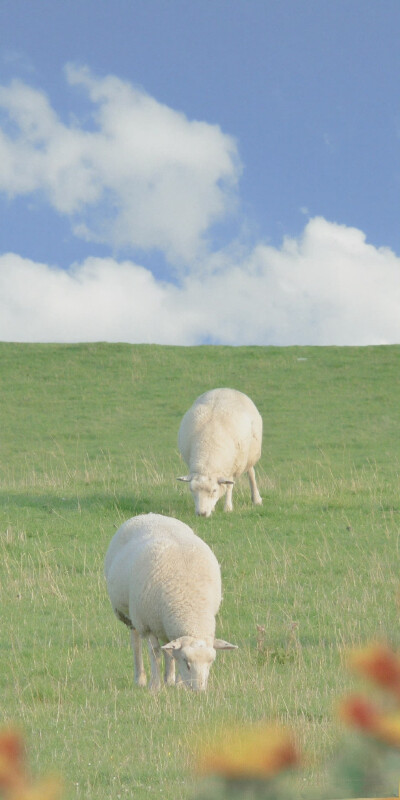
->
[1,217,399,345]
[0,66,239,263]
[0,67,399,346]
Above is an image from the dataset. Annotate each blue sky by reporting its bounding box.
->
[0,0,399,345]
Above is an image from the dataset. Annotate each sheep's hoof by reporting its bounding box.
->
[136,674,147,688]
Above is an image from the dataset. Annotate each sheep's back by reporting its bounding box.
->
[105,514,222,640]
[179,388,262,475]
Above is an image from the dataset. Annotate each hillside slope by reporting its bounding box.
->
[1,343,399,799]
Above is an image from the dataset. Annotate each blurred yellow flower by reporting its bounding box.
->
[196,723,300,779]
[376,712,400,748]
[10,776,63,800]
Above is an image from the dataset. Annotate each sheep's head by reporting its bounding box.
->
[162,636,237,691]
[177,474,234,517]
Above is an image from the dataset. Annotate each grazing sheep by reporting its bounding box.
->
[104,513,237,691]
[177,388,263,517]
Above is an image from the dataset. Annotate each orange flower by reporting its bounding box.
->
[339,695,382,731]
[197,723,300,779]
[348,643,400,696]
[0,729,63,800]
[0,730,26,793]
[339,695,400,747]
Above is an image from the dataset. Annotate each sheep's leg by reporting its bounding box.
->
[163,649,176,686]
[147,634,162,691]
[224,482,234,512]
[248,466,262,505]
[174,663,184,687]
[130,629,147,687]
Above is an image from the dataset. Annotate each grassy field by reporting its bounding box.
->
[0,342,399,799]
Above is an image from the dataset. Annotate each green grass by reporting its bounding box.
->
[0,343,399,799]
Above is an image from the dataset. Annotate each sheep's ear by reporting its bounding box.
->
[214,639,238,650]
[177,475,191,482]
[162,638,183,652]
[217,478,235,485]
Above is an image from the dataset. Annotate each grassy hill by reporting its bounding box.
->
[1,342,399,799]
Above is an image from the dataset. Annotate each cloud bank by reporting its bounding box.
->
[1,217,399,345]
[0,66,399,345]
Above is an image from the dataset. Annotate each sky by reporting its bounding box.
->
[0,0,399,346]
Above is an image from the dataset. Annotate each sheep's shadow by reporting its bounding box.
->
[0,490,154,517]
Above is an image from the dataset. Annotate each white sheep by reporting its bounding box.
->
[104,512,237,691]
[177,388,263,517]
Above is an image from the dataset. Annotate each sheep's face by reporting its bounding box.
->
[164,637,216,691]
[192,475,224,517]
[177,474,233,517]
[162,636,238,691]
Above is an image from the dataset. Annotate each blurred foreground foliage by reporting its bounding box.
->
[193,642,400,799]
